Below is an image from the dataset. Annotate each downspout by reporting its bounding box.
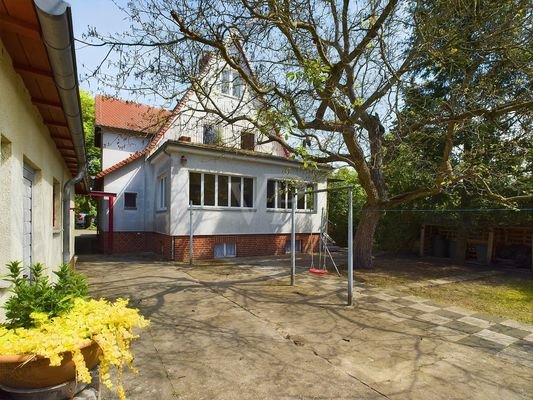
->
[34,0,88,264]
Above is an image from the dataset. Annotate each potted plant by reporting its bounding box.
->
[0,261,149,400]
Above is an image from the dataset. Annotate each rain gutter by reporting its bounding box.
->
[34,0,88,264]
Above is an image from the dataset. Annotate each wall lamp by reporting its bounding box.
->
[180,155,188,166]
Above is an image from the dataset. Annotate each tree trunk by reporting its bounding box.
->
[354,205,381,269]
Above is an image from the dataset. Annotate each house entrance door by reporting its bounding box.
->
[23,164,34,277]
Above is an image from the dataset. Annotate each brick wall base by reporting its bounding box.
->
[99,232,319,262]
[100,232,172,259]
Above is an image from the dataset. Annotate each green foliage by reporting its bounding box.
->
[327,168,365,246]
[79,90,99,177]
[393,0,532,207]
[76,90,98,219]
[287,57,330,88]
[3,261,88,329]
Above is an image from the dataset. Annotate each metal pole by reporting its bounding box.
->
[291,193,296,286]
[189,200,193,266]
[319,208,324,270]
[348,189,354,306]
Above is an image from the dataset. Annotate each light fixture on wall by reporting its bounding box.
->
[180,155,188,166]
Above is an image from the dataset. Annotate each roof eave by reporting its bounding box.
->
[150,140,332,171]
[34,0,88,191]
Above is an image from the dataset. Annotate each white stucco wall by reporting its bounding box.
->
[157,55,286,158]
[161,148,328,236]
[100,158,148,232]
[0,40,74,318]
[101,129,150,169]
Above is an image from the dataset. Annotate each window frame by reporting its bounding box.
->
[52,178,60,229]
[157,175,168,211]
[124,192,137,209]
[220,69,243,99]
[266,180,316,212]
[240,130,255,151]
[214,242,237,258]
[189,172,254,209]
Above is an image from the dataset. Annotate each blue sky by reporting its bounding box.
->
[70,1,130,98]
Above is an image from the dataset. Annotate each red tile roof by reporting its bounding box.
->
[95,89,195,179]
[95,51,291,180]
[95,95,171,134]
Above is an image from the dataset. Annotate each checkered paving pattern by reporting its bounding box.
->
[248,264,533,368]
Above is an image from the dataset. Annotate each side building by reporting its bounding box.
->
[0,0,88,315]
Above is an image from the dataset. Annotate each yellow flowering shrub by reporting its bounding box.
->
[0,298,149,400]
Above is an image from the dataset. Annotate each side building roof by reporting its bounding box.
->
[95,88,195,179]
[95,95,171,134]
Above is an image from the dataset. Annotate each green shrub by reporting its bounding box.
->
[3,261,88,329]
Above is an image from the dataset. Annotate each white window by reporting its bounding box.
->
[266,180,315,211]
[157,175,168,210]
[189,172,254,208]
[220,70,242,98]
[221,70,231,94]
[203,125,220,145]
[232,72,242,97]
[285,240,302,254]
[52,179,60,228]
[214,243,237,258]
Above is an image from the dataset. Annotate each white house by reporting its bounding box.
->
[0,0,88,314]
[94,52,329,261]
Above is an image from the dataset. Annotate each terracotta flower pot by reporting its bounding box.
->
[0,341,101,389]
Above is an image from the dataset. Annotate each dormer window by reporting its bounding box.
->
[203,125,221,145]
[221,70,231,94]
[241,130,255,151]
[221,70,242,98]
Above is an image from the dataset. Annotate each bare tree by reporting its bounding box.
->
[83,0,532,268]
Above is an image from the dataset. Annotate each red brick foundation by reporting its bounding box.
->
[100,232,173,259]
[99,232,319,262]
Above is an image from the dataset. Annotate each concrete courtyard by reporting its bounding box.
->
[78,254,533,400]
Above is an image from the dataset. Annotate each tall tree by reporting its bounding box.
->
[83,0,532,268]
[75,90,99,223]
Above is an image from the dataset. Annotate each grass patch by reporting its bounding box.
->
[402,275,533,324]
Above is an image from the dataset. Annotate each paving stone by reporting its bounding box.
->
[401,295,429,303]
[409,303,440,313]
[417,312,452,326]
[375,300,404,310]
[392,298,418,306]
[396,306,427,317]
[405,319,436,331]
[371,293,398,301]
[474,329,518,347]
[523,333,533,343]
[501,319,533,333]
[362,296,382,303]
[488,324,532,340]
[458,316,493,329]
[443,306,477,316]
[433,309,466,320]
[497,345,533,369]
[378,311,408,323]
[443,320,483,334]
[471,312,506,324]
[457,335,506,354]
[429,326,469,342]
[508,339,533,352]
